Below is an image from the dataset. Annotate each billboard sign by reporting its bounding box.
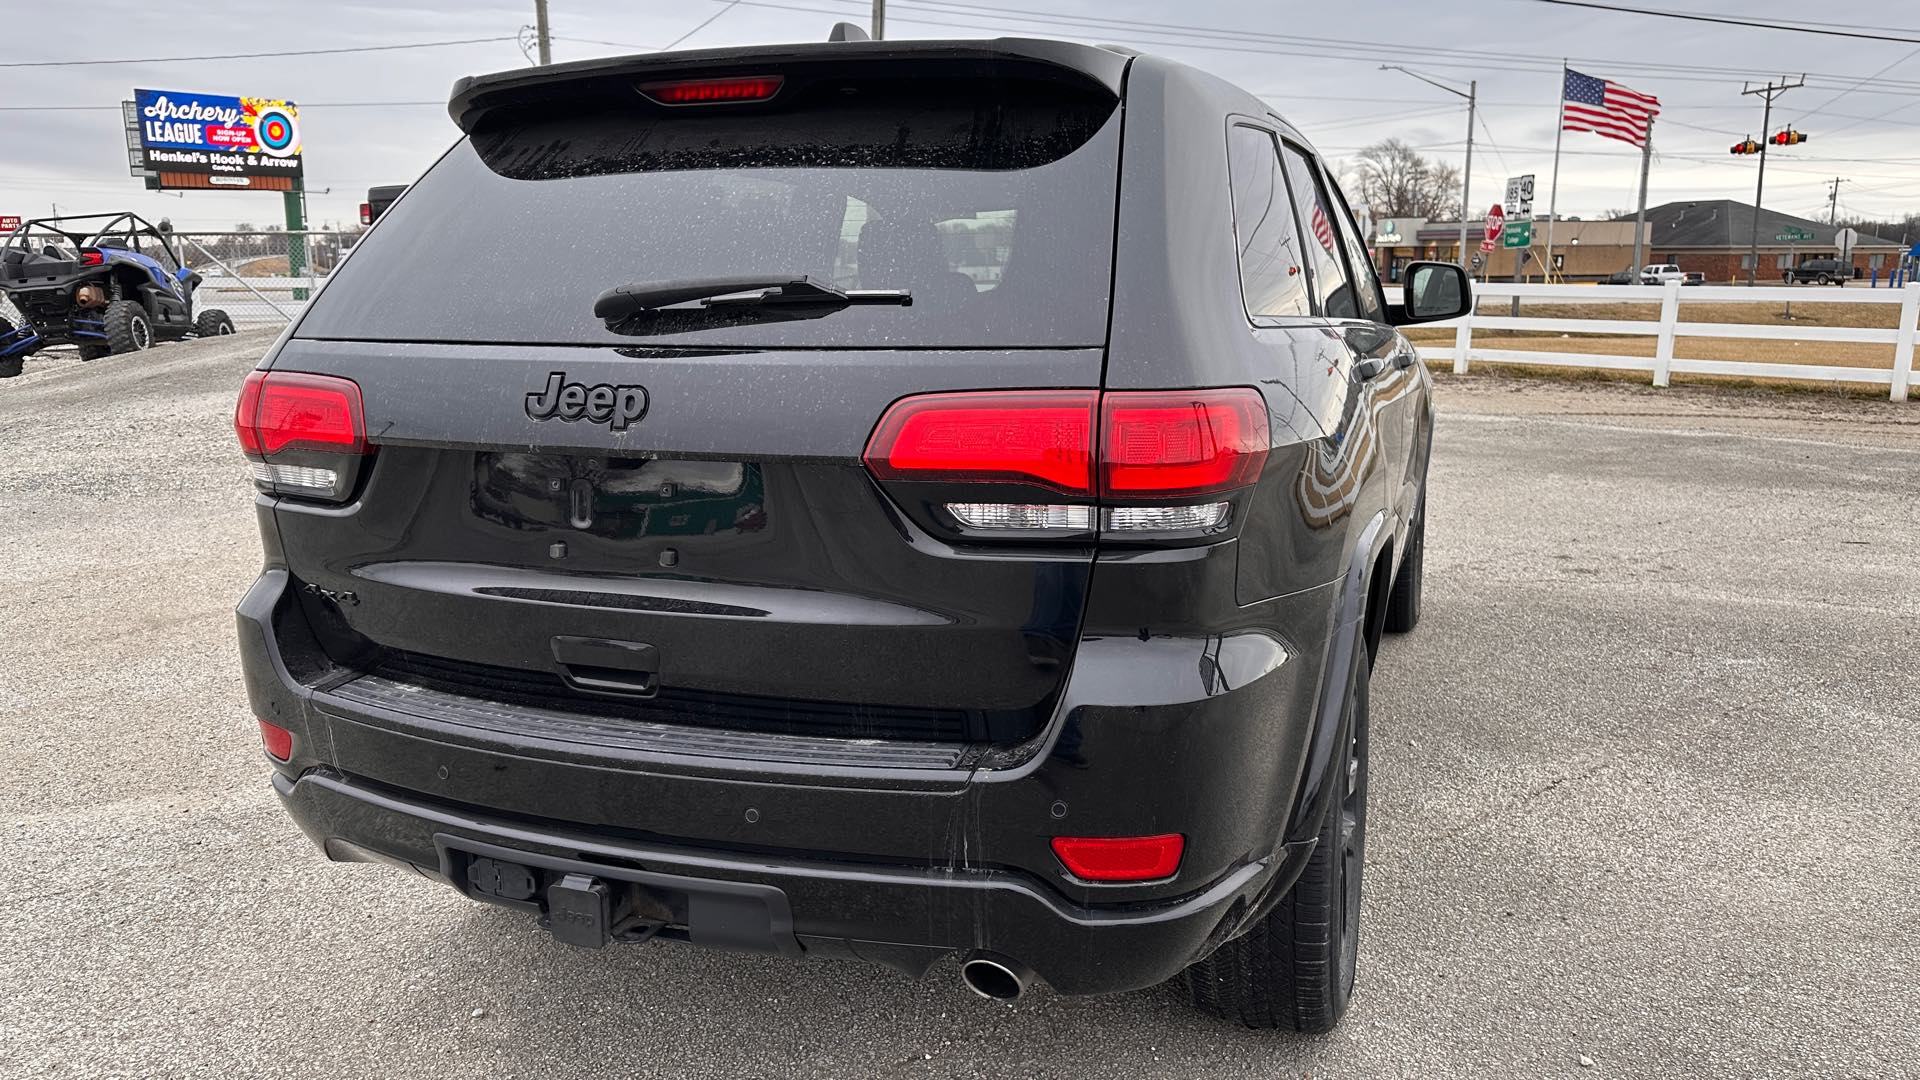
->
[132,89,302,187]
[0,216,20,234]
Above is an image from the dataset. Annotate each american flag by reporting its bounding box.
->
[1562,68,1660,148]
[1310,202,1336,253]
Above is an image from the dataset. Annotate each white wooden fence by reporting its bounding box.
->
[1397,281,1920,402]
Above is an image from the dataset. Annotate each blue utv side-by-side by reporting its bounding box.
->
[0,212,234,378]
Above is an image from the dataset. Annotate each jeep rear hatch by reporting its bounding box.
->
[264,43,1129,757]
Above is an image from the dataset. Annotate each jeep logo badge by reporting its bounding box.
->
[525,372,649,431]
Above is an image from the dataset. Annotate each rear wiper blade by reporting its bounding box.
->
[593,275,911,321]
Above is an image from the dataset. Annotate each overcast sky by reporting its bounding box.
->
[2,0,1915,234]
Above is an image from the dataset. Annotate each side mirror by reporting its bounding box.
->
[1390,261,1471,326]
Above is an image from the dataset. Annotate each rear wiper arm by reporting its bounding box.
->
[593,275,911,321]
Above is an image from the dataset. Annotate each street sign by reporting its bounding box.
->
[0,216,20,234]
[1774,226,1813,243]
[1502,221,1533,249]
[1835,227,1859,260]
[1485,203,1506,242]
[1504,174,1536,222]
[1469,252,1486,272]
[1479,238,1496,253]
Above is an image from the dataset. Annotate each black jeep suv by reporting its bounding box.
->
[234,37,1469,1031]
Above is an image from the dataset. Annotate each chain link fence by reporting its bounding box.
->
[1,230,355,342]
[174,230,350,327]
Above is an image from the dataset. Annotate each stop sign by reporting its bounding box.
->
[1484,204,1506,243]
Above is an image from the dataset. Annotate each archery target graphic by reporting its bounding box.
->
[253,105,299,157]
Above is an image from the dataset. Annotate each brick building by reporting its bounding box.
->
[1396,199,1908,284]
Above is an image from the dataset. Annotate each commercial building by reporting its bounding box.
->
[1378,199,1908,284]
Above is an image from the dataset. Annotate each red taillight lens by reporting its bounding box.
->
[1051,834,1185,882]
[235,371,368,457]
[863,390,1098,496]
[234,370,267,456]
[359,202,372,225]
[639,75,785,105]
[79,251,103,266]
[1100,389,1269,497]
[258,718,293,762]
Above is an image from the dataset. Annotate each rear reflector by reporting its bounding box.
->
[1051,834,1185,882]
[864,390,1097,495]
[235,371,368,457]
[639,75,785,105]
[258,718,293,762]
[79,251,104,267]
[1100,389,1268,497]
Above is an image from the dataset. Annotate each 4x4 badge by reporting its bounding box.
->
[526,372,649,432]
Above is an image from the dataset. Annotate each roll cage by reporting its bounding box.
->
[4,212,185,269]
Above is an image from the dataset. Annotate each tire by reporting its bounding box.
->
[102,300,153,355]
[1181,645,1371,1032]
[0,316,20,378]
[77,344,109,362]
[1384,503,1425,634]
[1816,273,1831,286]
[194,309,235,337]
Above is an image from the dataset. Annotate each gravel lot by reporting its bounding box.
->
[3,334,1917,1078]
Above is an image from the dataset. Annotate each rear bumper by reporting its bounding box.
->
[275,767,1310,995]
[239,548,1339,995]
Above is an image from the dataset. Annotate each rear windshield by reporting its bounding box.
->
[297,74,1122,348]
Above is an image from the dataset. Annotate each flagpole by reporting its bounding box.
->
[1630,117,1654,276]
[1544,60,1567,282]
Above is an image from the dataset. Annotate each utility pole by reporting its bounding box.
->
[1741,75,1803,286]
[871,0,884,39]
[533,0,552,64]
[1630,118,1654,279]
[1381,66,1475,270]
[1826,177,1849,225]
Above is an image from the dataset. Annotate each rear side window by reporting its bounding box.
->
[298,74,1121,348]
[1323,177,1387,323]
[1225,125,1311,319]
[1277,142,1357,320]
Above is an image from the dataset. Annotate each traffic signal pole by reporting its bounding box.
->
[1741,76,1803,286]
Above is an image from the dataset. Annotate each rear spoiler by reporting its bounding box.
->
[447,37,1131,133]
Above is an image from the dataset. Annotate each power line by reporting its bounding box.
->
[1523,1,1920,44]
[0,35,517,69]
[663,0,745,50]
[782,0,1920,93]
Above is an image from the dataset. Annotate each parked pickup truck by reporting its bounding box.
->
[1639,264,1685,285]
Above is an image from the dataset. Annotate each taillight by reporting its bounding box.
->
[1051,834,1185,882]
[258,718,293,762]
[863,390,1097,495]
[79,251,103,266]
[862,388,1269,538]
[639,75,785,105]
[234,370,370,501]
[358,202,372,225]
[1100,389,1268,497]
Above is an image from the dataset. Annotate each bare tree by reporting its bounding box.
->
[1348,139,1462,220]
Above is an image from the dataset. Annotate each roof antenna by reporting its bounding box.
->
[828,21,870,41]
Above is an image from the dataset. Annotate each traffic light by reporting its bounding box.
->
[1771,128,1809,146]
[1730,137,1761,155]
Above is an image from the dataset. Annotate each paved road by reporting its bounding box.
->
[3,336,1916,1079]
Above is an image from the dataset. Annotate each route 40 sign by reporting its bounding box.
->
[1504,174,1536,221]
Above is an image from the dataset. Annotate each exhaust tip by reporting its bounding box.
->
[961,954,1031,1001]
